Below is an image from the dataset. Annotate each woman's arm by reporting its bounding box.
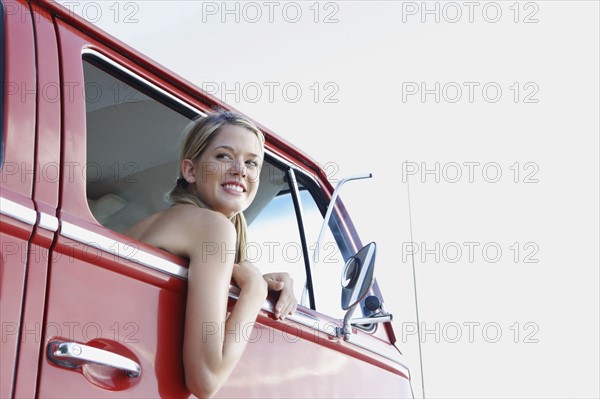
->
[174,208,267,398]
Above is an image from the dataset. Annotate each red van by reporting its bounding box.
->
[0,0,413,397]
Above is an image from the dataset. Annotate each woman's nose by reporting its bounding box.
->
[230,160,247,177]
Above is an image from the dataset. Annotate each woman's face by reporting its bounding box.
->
[187,124,263,217]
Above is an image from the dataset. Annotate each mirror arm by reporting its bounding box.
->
[337,304,358,340]
[349,314,393,326]
[313,173,372,265]
[337,308,394,340]
[302,173,372,308]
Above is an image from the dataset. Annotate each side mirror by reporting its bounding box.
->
[341,242,376,310]
[337,242,393,340]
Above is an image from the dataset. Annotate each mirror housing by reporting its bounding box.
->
[337,242,394,340]
[341,242,376,310]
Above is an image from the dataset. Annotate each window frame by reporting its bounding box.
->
[287,167,317,310]
[261,151,359,317]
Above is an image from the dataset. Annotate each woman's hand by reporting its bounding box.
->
[232,261,268,298]
[263,272,298,320]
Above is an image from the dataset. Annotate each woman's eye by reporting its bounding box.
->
[246,160,259,168]
[216,153,233,160]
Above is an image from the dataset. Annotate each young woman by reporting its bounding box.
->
[125,111,297,398]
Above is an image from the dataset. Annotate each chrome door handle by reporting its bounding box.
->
[47,340,141,378]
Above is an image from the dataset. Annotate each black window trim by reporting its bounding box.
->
[259,151,320,310]
[287,167,316,311]
[264,150,359,315]
[81,49,201,119]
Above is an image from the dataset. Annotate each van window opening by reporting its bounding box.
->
[82,56,195,232]
[81,54,356,318]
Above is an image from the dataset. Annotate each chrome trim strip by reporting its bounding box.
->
[0,197,37,225]
[267,307,339,337]
[228,287,339,337]
[314,174,371,264]
[39,212,59,232]
[81,49,205,117]
[347,333,410,375]
[282,307,408,369]
[60,222,188,279]
[287,312,339,337]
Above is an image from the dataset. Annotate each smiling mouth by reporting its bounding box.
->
[222,183,245,193]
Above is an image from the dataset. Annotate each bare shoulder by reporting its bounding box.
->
[164,205,235,236]
[125,205,236,258]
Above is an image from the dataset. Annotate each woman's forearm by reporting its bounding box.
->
[222,285,266,360]
[188,285,265,398]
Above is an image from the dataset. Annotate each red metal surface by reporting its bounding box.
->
[0,1,36,396]
[31,2,61,212]
[1,0,35,197]
[216,316,412,398]
[0,223,33,398]
[12,233,51,398]
[52,18,90,223]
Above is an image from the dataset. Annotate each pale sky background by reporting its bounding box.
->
[60,1,599,397]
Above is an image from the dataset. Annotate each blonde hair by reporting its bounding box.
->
[167,111,265,263]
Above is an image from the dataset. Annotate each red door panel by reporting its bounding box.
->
[217,306,411,398]
[37,235,189,398]
[0,219,34,398]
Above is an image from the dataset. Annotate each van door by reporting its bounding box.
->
[35,17,195,398]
